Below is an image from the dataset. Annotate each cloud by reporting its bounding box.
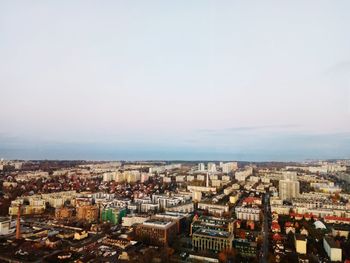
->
[198,124,300,135]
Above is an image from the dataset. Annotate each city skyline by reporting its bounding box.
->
[1,1,350,160]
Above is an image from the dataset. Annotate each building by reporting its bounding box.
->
[166,202,194,213]
[55,207,74,220]
[135,218,177,246]
[101,207,127,225]
[76,205,99,222]
[235,206,260,221]
[207,163,217,173]
[198,202,230,216]
[279,179,300,200]
[323,237,342,262]
[122,215,150,227]
[153,212,190,233]
[234,239,257,257]
[332,225,350,238]
[192,228,234,252]
[221,162,238,174]
[235,167,253,181]
[190,216,234,235]
[295,234,307,254]
[0,217,15,235]
[198,163,206,172]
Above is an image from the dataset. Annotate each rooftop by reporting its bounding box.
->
[324,237,340,249]
[193,228,232,238]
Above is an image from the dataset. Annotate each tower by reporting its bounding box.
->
[16,204,21,239]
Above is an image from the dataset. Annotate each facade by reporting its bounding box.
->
[235,207,260,221]
[55,207,74,220]
[122,215,150,227]
[221,162,238,174]
[166,202,194,213]
[192,228,234,252]
[76,205,99,222]
[279,179,300,200]
[198,202,230,216]
[234,239,257,257]
[207,163,217,173]
[198,163,206,171]
[323,237,342,262]
[295,234,307,254]
[101,207,127,225]
[0,217,15,235]
[135,219,177,246]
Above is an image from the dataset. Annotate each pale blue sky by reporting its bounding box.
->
[1,1,350,160]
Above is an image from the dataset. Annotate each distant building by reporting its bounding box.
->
[207,163,217,173]
[279,179,300,200]
[198,163,206,172]
[221,162,238,173]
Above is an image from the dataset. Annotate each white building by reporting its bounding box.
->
[235,167,253,181]
[323,237,342,262]
[0,217,15,235]
[198,163,206,172]
[207,163,217,173]
[221,162,238,173]
[235,206,260,221]
[279,179,299,201]
[122,215,150,227]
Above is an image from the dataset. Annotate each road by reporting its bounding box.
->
[260,193,270,263]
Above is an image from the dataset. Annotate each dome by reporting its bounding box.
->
[313,220,326,229]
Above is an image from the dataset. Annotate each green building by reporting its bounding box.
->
[101,207,127,225]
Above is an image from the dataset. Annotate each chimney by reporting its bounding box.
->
[16,204,21,239]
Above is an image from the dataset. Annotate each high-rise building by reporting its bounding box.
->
[279,179,300,200]
[221,162,238,173]
[207,162,217,173]
[198,163,206,171]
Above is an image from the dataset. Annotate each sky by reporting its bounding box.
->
[1,0,350,161]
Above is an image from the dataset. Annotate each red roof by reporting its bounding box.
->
[324,216,350,222]
[273,233,282,241]
[243,197,260,204]
[285,222,293,227]
[271,222,281,230]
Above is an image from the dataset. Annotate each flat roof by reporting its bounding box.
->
[143,219,174,228]
[324,237,340,248]
[193,228,232,238]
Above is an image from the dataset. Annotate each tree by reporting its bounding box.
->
[218,248,237,263]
